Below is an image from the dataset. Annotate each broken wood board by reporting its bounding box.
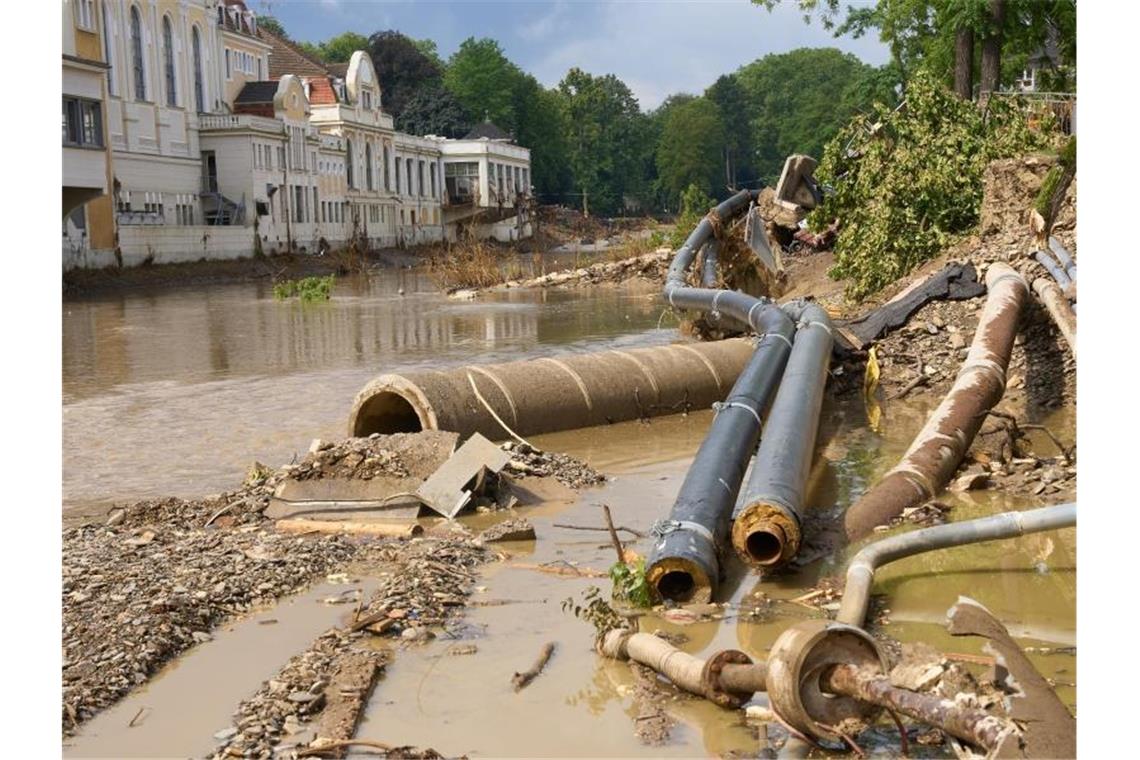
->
[743,205,783,276]
[414,432,510,518]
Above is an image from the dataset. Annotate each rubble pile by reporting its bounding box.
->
[501,250,670,291]
[62,524,369,733]
[502,441,606,489]
[353,538,491,637]
[287,436,412,482]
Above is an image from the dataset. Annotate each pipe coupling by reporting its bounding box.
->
[766,620,887,742]
[700,649,754,708]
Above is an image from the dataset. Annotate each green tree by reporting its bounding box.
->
[412,38,445,69]
[512,78,573,199]
[557,68,646,216]
[318,32,370,63]
[366,31,444,118]
[257,15,288,38]
[396,80,471,138]
[656,98,725,203]
[736,48,893,182]
[704,75,752,191]
[444,38,522,129]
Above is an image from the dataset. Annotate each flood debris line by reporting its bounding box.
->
[511,641,557,691]
[731,301,833,570]
[62,524,365,733]
[502,249,673,290]
[835,503,1077,627]
[647,189,798,604]
[347,338,755,441]
[844,263,1029,541]
[501,441,605,489]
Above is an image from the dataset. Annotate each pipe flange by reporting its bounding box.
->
[701,649,753,708]
[766,620,887,742]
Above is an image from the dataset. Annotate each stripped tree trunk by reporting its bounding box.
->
[954,26,974,99]
[843,264,1028,541]
[979,0,1006,95]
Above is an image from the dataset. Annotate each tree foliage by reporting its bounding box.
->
[737,48,898,183]
[656,98,725,203]
[557,68,647,216]
[366,30,444,118]
[396,80,471,138]
[444,38,521,129]
[814,69,1057,300]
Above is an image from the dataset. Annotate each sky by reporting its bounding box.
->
[253,0,891,110]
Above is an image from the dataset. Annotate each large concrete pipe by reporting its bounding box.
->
[731,301,833,570]
[843,264,1028,541]
[348,338,756,440]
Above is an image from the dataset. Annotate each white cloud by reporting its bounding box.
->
[516,1,569,43]
[525,0,889,109]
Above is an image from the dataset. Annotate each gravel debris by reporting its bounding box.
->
[502,442,606,490]
[62,523,374,734]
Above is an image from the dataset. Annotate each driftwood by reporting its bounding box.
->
[275,518,424,539]
[844,264,1027,540]
[841,263,986,349]
[507,562,607,578]
[511,642,556,691]
[1031,277,1076,356]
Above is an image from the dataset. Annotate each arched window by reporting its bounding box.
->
[345,139,354,188]
[365,143,374,191]
[130,6,146,101]
[163,16,176,106]
[102,3,116,96]
[192,27,204,112]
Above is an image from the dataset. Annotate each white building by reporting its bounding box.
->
[62,0,532,270]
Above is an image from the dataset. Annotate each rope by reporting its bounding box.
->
[466,371,534,449]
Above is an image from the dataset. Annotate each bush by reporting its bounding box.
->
[813,70,1058,301]
[273,275,335,302]
[425,237,505,291]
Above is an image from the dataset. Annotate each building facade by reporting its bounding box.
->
[61,0,532,270]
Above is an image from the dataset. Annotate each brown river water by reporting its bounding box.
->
[62,267,1075,758]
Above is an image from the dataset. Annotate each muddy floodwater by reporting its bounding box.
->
[62,265,1075,758]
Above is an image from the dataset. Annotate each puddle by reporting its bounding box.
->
[64,577,378,759]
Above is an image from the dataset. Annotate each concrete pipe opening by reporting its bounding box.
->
[351,390,425,436]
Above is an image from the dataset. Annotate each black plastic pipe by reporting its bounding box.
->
[731,300,833,570]
[648,190,797,603]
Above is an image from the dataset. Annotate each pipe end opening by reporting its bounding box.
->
[656,571,696,602]
[745,530,785,566]
[647,558,712,604]
[351,390,425,436]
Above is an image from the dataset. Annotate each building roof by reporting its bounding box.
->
[326,62,350,78]
[260,28,333,80]
[463,121,512,141]
[234,80,279,104]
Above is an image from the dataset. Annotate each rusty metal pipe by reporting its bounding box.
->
[822,664,1015,751]
[836,503,1075,627]
[843,264,1028,540]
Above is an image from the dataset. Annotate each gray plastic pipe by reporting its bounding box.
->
[836,503,1076,627]
[1048,236,1076,279]
[700,239,720,288]
[648,190,797,603]
[1033,249,1072,290]
[732,301,833,570]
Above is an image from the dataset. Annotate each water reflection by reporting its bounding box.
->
[62,269,669,510]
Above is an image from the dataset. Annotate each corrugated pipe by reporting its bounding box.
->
[648,190,798,603]
[732,301,833,570]
[836,503,1076,627]
[843,264,1028,541]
